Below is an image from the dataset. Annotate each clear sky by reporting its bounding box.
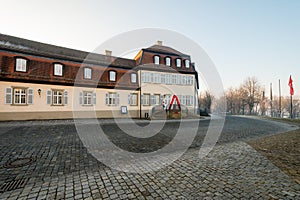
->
[1,0,299,97]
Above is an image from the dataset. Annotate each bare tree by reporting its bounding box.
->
[199,91,214,113]
[242,77,262,115]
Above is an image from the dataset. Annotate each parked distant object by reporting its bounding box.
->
[199,108,210,116]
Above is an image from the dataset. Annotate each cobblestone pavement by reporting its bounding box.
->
[0,116,299,199]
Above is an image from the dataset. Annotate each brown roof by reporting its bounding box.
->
[144,45,190,57]
[0,33,136,68]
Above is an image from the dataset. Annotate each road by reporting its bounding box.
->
[0,116,299,199]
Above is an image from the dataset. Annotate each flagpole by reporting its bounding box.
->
[279,79,281,118]
[270,83,273,117]
[290,95,293,119]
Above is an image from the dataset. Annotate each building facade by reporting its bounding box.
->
[0,34,199,120]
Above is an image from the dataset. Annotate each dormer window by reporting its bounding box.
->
[176,58,181,68]
[185,60,190,68]
[53,63,63,76]
[131,73,137,83]
[15,58,27,72]
[165,57,171,66]
[154,55,160,65]
[84,67,92,79]
[109,71,116,82]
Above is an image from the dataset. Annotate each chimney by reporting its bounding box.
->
[156,40,163,46]
[105,50,112,56]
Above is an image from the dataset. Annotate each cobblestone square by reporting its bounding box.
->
[0,117,299,199]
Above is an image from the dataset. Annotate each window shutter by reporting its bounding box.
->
[128,94,131,105]
[46,90,52,105]
[93,93,96,105]
[5,88,12,104]
[141,94,144,105]
[105,93,109,105]
[64,91,68,105]
[79,92,83,105]
[190,95,194,105]
[27,88,33,104]
[116,93,120,105]
[150,94,154,105]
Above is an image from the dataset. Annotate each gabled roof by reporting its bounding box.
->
[144,45,190,57]
[0,33,136,68]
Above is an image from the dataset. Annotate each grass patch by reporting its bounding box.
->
[247,119,300,184]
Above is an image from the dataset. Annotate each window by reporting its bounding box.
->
[186,95,194,106]
[171,74,176,84]
[15,58,27,72]
[142,94,150,105]
[185,60,190,68]
[165,57,171,66]
[182,76,187,85]
[54,63,63,76]
[160,74,165,84]
[176,58,181,67]
[84,68,92,79]
[109,71,116,82]
[5,87,33,105]
[153,73,161,83]
[165,74,171,85]
[128,93,138,106]
[47,90,68,105]
[187,76,194,85]
[154,94,160,105]
[53,90,63,105]
[14,88,27,104]
[154,55,160,65]
[131,73,137,83]
[143,72,151,83]
[105,92,119,106]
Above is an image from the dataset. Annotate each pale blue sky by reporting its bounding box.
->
[1,0,299,96]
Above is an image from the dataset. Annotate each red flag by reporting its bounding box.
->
[288,75,294,96]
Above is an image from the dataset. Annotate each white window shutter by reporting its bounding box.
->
[79,92,83,105]
[27,88,33,104]
[116,93,120,105]
[5,88,12,104]
[141,94,144,105]
[105,93,109,105]
[128,94,131,105]
[64,91,68,105]
[46,90,52,105]
[93,93,96,105]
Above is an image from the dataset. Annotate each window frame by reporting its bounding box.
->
[129,93,138,106]
[13,88,27,105]
[185,60,190,68]
[52,90,64,105]
[15,57,28,72]
[83,91,93,105]
[142,93,150,106]
[165,57,171,66]
[83,67,92,80]
[176,58,181,68]
[109,70,117,82]
[131,73,137,83]
[53,63,64,76]
[154,55,160,65]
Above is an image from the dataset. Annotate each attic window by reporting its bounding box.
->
[176,58,181,68]
[15,58,27,72]
[109,71,116,82]
[84,68,92,79]
[154,56,160,65]
[53,63,63,76]
[185,60,190,68]
[165,57,171,66]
